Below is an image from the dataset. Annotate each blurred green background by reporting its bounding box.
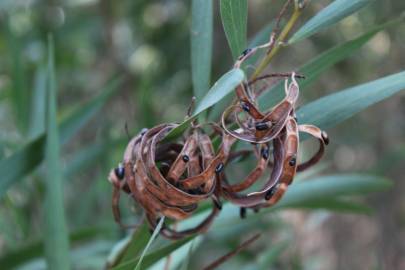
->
[0,0,404,269]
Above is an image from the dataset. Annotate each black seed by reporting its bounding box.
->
[253,208,260,213]
[214,199,222,210]
[141,128,148,135]
[215,163,224,173]
[241,48,252,57]
[240,207,247,219]
[114,166,125,180]
[265,186,277,200]
[261,147,269,160]
[289,156,297,166]
[241,102,250,112]
[255,122,269,131]
[321,131,329,145]
[182,155,190,162]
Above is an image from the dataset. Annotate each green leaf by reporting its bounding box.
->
[276,174,392,209]
[257,241,289,270]
[163,69,245,141]
[289,0,373,44]
[5,18,29,133]
[43,35,70,270]
[259,20,396,109]
[191,0,213,100]
[207,174,390,231]
[28,66,47,139]
[220,0,248,60]
[297,70,405,130]
[0,227,107,269]
[112,237,195,270]
[134,217,165,270]
[0,77,123,198]
[288,198,373,214]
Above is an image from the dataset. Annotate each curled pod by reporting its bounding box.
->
[222,76,299,144]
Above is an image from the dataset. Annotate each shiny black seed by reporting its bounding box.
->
[289,156,297,166]
[261,147,269,160]
[321,131,329,145]
[214,199,223,210]
[114,166,125,180]
[255,122,269,131]
[182,155,190,162]
[241,102,250,112]
[215,163,224,173]
[241,48,252,57]
[240,207,247,219]
[265,186,277,200]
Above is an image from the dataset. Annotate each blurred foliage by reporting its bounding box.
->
[0,0,404,269]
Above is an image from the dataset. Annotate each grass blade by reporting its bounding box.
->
[163,68,245,141]
[191,0,213,100]
[220,0,248,60]
[289,0,373,44]
[0,77,123,198]
[43,35,70,270]
[297,70,405,129]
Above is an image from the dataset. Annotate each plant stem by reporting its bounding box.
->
[250,4,303,81]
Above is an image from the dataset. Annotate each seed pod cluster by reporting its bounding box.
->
[108,46,329,240]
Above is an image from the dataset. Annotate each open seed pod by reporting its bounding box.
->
[221,74,300,144]
[108,123,235,239]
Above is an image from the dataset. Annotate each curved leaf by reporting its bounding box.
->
[112,237,195,270]
[220,0,248,60]
[191,0,213,100]
[297,70,405,129]
[163,68,245,141]
[289,0,373,44]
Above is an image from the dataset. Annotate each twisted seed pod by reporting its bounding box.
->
[108,123,234,239]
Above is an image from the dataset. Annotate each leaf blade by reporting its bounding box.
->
[297,70,405,130]
[289,0,373,44]
[0,77,123,198]
[220,0,248,60]
[43,35,70,270]
[191,0,213,100]
[164,68,245,141]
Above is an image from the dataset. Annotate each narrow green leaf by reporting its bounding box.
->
[220,0,248,60]
[0,77,123,198]
[259,19,396,109]
[112,237,195,270]
[134,217,165,270]
[276,174,392,209]
[0,227,107,269]
[257,241,289,270]
[288,198,373,214]
[297,71,405,130]
[289,0,373,44]
[43,35,70,270]
[163,69,245,141]
[208,21,274,121]
[191,0,213,100]
[5,18,29,133]
[28,66,47,139]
